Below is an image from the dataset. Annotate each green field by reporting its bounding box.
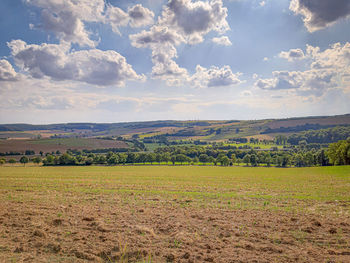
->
[1,166,349,213]
[1,166,350,263]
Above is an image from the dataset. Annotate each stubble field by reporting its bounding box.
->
[0,166,349,263]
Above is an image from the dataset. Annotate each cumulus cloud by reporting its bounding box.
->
[130,26,187,85]
[105,5,130,34]
[8,40,144,86]
[128,4,155,28]
[190,65,242,88]
[307,42,350,70]
[26,0,105,47]
[26,0,154,45]
[24,96,75,110]
[212,36,232,46]
[130,0,230,85]
[130,26,183,49]
[163,0,229,44]
[279,48,305,61]
[105,4,154,34]
[290,0,350,32]
[0,59,17,81]
[255,42,350,96]
[2,94,76,110]
[256,70,335,94]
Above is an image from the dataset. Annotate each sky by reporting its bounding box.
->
[0,0,350,124]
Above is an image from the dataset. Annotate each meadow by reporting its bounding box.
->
[0,166,349,262]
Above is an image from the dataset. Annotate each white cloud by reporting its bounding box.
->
[279,48,305,61]
[130,25,183,49]
[130,0,230,85]
[128,4,155,28]
[26,0,105,47]
[23,96,75,110]
[212,36,232,46]
[255,42,350,97]
[130,26,188,83]
[259,1,266,7]
[8,40,144,86]
[105,5,129,34]
[105,4,154,34]
[0,59,17,81]
[290,0,350,32]
[26,0,154,45]
[256,70,335,95]
[162,0,229,44]
[190,65,242,88]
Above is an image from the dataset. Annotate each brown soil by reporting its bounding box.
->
[0,139,128,154]
[0,196,349,263]
[267,115,350,129]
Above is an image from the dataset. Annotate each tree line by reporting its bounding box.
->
[2,138,349,167]
[287,126,350,145]
[36,147,330,167]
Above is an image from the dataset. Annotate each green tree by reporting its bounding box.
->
[266,156,272,167]
[107,154,119,165]
[106,151,114,159]
[175,154,188,165]
[162,152,171,164]
[230,153,236,165]
[95,155,106,164]
[43,155,55,166]
[118,153,127,165]
[293,153,305,167]
[137,153,147,164]
[316,149,329,166]
[85,157,94,165]
[199,154,209,164]
[171,155,176,165]
[277,154,290,167]
[327,139,350,165]
[58,153,76,165]
[220,156,230,166]
[250,154,258,167]
[32,156,42,165]
[155,153,162,164]
[20,156,29,166]
[147,153,156,164]
[243,154,250,166]
[208,156,215,165]
[127,152,136,164]
[8,158,16,164]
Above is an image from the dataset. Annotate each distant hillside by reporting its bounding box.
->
[0,114,349,142]
[267,114,350,129]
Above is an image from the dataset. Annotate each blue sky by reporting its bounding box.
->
[0,0,350,124]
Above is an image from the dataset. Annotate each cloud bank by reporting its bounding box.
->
[290,0,350,32]
[8,40,143,86]
[26,0,154,45]
[0,59,17,81]
[255,42,350,96]
[130,0,232,85]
